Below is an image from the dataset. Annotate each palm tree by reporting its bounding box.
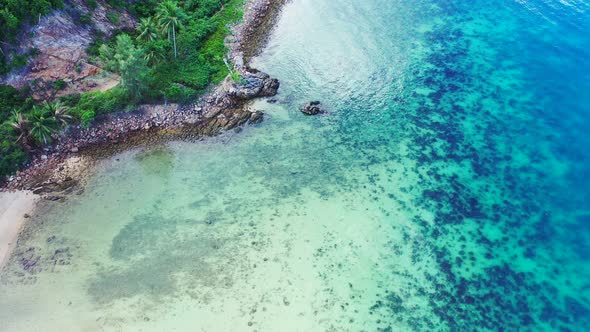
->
[43,101,72,125]
[28,107,58,145]
[8,110,31,150]
[144,48,164,65]
[156,1,186,58]
[136,17,160,43]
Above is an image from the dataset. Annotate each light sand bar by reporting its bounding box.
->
[0,191,38,270]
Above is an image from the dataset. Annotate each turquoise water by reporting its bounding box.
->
[1,0,589,330]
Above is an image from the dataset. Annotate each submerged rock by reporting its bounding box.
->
[301,101,325,115]
[249,111,264,124]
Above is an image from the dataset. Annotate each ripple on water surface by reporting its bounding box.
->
[1,0,590,330]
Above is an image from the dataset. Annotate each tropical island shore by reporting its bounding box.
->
[0,0,286,271]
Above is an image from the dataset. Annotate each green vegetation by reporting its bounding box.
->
[52,79,67,91]
[0,0,65,74]
[106,11,120,25]
[0,91,75,176]
[84,0,99,9]
[230,71,245,84]
[0,0,246,178]
[99,34,150,100]
[76,0,245,109]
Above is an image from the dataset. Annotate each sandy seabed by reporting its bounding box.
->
[0,191,38,271]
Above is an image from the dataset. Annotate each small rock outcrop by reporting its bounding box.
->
[300,101,325,115]
[227,68,280,99]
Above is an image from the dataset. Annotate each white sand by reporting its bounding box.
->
[0,191,38,270]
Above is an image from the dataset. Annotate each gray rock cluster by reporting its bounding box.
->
[227,68,280,99]
[300,101,325,115]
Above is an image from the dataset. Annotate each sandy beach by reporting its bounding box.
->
[0,191,38,271]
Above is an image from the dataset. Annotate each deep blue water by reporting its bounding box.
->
[253,0,590,329]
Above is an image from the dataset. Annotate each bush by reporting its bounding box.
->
[59,93,81,107]
[0,123,28,177]
[77,13,93,26]
[107,0,125,9]
[10,54,28,69]
[84,0,98,9]
[131,0,159,17]
[231,71,245,83]
[53,79,67,90]
[74,87,128,115]
[0,85,26,118]
[29,48,41,57]
[164,84,198,103]
[80,109,96,128]
[0,146,27,177]
[106,12,120,25]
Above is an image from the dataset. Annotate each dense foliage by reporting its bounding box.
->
[75,0,244,118]
[0,0,244,178]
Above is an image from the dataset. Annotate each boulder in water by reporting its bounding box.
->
[300,101,324,115]
[227,68,280,99]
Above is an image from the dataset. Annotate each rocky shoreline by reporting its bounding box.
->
[2,0,286,192]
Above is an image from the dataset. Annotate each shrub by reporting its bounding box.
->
[84,0,98,9]
[59,93,81,107]
[0,144,27,177]
[0,85,26,119]
[106,12,120,25]
[29,48,41,57]
[10,54,28,69]
[230,71,245,83]
[80,110,96,128]
[164,84,197,103]
[107,0,125,9]
[77,13,93,25]
[53,79,67,90]
[74,87,128,115]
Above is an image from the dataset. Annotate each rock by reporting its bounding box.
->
[260,76,280,96]
[227,68,280,99]
[41,155,48,160]
[32,187,45,195]
[45,195,64,202]
[301,101,325,115]
[249,111,264,124]
[70,147,79,153]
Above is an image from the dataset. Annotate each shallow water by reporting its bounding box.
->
[1,0,589,330]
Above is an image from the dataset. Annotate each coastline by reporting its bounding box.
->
[0,191,38,274]
[2,0,285,192]
[0,0,286,271]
